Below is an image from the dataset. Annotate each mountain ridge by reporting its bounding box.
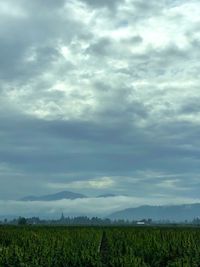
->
[20,191,119,201]
[109,203,200,222]
[20,191,87,201]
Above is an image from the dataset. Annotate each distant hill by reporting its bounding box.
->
[109,204,200,222]
[20,191,87,201]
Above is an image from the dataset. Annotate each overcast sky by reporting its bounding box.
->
[1,0,200,216]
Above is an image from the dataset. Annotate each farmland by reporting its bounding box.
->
[0,226,200,266]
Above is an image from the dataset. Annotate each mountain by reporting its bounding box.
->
[20,191,87,201]
[97,194,116,198]
[109,204,200,222]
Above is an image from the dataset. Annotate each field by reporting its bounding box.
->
[1,226,200,267]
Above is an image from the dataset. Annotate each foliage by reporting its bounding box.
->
[17,217,27,226]
[0,226,200,266]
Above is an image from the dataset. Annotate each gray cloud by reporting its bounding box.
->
[0,0,200,215]
[86,38,112,56]
[79,0,123,9]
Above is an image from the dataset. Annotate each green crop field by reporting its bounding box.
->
[0,226,200,267]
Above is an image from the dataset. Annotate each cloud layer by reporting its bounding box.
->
[1,0,200,215]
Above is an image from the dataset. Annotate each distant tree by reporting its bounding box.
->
[193,217,200,225]
[18,217,27,225]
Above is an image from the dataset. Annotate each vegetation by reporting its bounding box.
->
[17,217,27,226]
[0,226,200,266]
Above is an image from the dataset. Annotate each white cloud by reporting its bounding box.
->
[156,179,188,191]
[48,176,115,190]
[1,0,199,126]
[1,195,200,218]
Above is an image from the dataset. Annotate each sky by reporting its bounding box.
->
[1,0,200,217]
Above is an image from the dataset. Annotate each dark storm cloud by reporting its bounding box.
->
[1,108,200,178]
[1,109,200,203]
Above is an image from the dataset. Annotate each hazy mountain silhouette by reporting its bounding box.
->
[20,191,118,201]
[20,191,87,201]
[109,204,200,221]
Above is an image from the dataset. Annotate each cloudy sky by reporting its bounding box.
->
[1,0,200,217]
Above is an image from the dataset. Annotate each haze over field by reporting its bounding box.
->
[1,0,200,218]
